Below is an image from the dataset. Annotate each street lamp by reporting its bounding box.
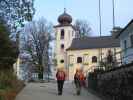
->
[112,0,115,28]
[98,0,102,63]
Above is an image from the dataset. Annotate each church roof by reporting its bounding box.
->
[66,36,120,51]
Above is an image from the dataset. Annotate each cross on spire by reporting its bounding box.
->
[64,0,67,13]
[64,8,66,13]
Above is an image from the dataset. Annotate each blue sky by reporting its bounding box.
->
[34,0,133,36]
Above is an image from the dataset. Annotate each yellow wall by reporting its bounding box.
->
[54,24,121,80]
[66,47,121,80]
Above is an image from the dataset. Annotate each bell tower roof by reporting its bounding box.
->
[58,8,72,25]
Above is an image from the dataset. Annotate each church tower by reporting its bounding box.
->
[54,9,76,69]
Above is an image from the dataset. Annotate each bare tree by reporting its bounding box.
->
[74,19,92,38]
[21,18,53,80]
[0,0,35,33]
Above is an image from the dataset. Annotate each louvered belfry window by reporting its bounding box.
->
[61,29,64,39]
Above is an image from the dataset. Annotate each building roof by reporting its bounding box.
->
[58,8,72,25]
[53,24,77,31]
[54,24,74,28]
[116,19,133,38]
[66,36,120,51]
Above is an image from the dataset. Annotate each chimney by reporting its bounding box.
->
[111,27,123,38]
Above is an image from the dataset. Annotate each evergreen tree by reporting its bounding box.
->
[0,18,19,70]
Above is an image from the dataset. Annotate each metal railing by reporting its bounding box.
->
[85,49,133,74]
[100,49,133,70]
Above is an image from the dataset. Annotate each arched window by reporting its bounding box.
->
[77,57,82,63]
[60,59,64,63]
[61,29,64,39]
[92,56,97,63]
[130,35,133,47]
[107,50,113,63]
[61,44,64,49]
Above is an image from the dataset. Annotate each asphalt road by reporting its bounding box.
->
[15,81,102,100]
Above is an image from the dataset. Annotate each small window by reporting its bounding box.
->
[60,59,64,63]
[124,40,127,50]
[130,35,133,47]
[72,31,74,37]
[68,30,71,38]
[77,57,82,63]
[61,29,64,39]
[61,44,64,49]
[92,56,97,63]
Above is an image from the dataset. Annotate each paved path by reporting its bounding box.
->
[15,81,102,100]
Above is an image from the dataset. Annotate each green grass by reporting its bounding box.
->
[0,85,8,100]
[0,96,4,100]
[0,96,3,100]
[0,83,11,91]
[0,70,25,100]
[0,84,7,90]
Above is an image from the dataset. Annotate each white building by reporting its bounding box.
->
[54,9,121,80]
[14,51,33,81]
[54,9,78,69]
[116,19,133,64]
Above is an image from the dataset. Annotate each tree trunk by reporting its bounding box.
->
[38,66,43,80]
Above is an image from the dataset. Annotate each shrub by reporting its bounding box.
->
[0,70,25,100]
[0,70,17,90]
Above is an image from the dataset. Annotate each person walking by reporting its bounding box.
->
[74,68,85,95]
[56,66,66,95]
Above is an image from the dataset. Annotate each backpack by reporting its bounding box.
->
[79,73,84,81]
[57,71,65,80]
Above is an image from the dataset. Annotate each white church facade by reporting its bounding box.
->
[54,10,121,80]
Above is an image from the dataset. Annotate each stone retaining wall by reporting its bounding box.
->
[88,62,133,100]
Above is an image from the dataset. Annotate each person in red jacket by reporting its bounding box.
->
[56,67,66,95]
[74,69,85,95]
